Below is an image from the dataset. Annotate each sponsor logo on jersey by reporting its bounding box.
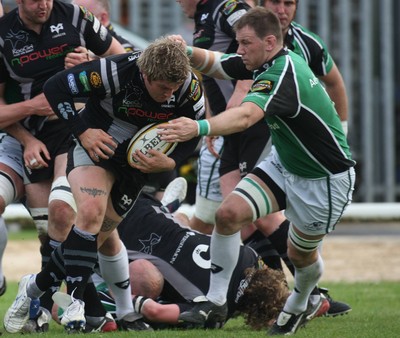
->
[50,23,66,38]
[5,30,29,52]
[93,17,100,33]
[67,73,79,94]
[57,102,75,120]
[161,95,176,108]
[11,44,34,57]
[223,0,239,15]
[267,122,280,130]
[139,233,162,255]
[100,26,108,41]
[200,13,209,23]
[226,9,247,26]
[193,96,204,112]
[309,76,319,87]
[119,107,174,121]
[250,80,274,93]
[188,79,201,101]
[90,72,102,88]
[122,85,143,107]
[10,44,73,67]
[193,29,205,40]
[128,52,140,62]
[79,6,94,22]
[170,231,196,265]
[79,71,91,92]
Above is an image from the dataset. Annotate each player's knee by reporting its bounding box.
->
[287,225,323,267]
[215,204,241,232]
[0,172,17,213]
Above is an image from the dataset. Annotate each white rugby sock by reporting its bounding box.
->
[98,242,133,320]
[284,254,324,314]
[206,230,241,306]
[0,216,7,283]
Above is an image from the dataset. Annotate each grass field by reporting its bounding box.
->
[2,231,400,337]
[1,281,400,337]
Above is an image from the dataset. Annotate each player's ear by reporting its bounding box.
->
[142,72,150,84]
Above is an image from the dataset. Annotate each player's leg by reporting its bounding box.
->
[180,167,284,325]
[269,166,355,335]
[0,135,25,298]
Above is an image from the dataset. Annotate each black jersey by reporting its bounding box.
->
[0,0,114,134]
[106,23,135,52]
[193,0,250,116]
[117,193,259,319]
[43,52,205,168]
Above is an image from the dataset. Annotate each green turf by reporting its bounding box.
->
[1,281,400,337]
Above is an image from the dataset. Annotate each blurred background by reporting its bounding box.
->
[2,0,400,204]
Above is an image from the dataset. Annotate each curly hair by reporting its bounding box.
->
[136,36,191,84]
[236,266,289,330]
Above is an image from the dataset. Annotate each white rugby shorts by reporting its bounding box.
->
[248,147,355,236]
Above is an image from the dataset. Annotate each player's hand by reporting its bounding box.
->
[24,138,50,170]
[130,149,175,173]
[158,117,198,142]
[64,46,91,69]
[205,136,221,158]
[79,128,117,162]
[168,35,187,48]
[29,94,54,117]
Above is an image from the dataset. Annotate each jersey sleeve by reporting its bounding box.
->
[219,54,253,80]
[292,22,334,76]
[308,35,333,76]
[42,57,117,136]
[76,5,113,56]
[219,0,250,39]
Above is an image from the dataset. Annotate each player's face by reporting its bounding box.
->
[176,0,199,19]
[263,0,297,34]
[236,26,272,71]
[18,0,53,26]
[143,76,182,103]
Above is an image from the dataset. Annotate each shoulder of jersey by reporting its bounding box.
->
[127,123,177,167]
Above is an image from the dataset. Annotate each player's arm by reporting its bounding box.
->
[159,101,264,143]
[100,36,126,56]
[43,62,116,161]
[319,63,348,124]
[133,296,181,324]
[226,79,253,109]
[0,81,54,129]
[187,47,251,81]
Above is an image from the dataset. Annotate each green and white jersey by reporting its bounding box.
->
[285,21,333,77]
[243,50,354,178]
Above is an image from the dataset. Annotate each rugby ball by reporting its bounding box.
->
[127,123,177,166]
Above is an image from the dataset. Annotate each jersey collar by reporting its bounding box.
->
[254,48,289,77]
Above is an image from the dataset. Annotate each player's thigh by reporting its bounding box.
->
[285,168,355,236]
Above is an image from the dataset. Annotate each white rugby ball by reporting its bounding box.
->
[127,123,177,166]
